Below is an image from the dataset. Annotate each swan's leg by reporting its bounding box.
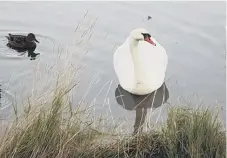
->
[133,108,147,135]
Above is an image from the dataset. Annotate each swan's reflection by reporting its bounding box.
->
[115,83,169,134]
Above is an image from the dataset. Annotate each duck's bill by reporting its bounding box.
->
[34,38,39,43]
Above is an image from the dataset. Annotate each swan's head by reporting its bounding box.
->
[130,28,156,46]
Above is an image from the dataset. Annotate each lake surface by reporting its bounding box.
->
[0,1,226,132]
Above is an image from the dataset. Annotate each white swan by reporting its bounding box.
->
[113,28,168,95]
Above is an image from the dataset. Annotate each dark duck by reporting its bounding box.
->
[5,33,40,60]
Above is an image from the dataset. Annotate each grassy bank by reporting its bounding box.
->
[0,87,226,158]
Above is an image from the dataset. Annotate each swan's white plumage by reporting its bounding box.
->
[113,29,168,95]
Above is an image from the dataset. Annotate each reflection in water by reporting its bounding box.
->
[115,83,169,134]
[6,43,40,60]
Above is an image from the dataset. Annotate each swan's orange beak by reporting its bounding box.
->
[145,37,156,46]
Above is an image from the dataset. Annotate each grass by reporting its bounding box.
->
[0,85,225,158]
[0,12,225,158]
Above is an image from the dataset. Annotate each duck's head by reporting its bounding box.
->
[130,28,156,46]
[26,33,39,43]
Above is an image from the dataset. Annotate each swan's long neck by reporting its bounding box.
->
[129,38,143,86]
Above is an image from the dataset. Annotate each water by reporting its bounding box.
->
[0,2,226,132]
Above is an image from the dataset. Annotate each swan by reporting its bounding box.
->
[113,28,168,95]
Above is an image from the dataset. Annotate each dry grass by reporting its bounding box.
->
[0,11,225,158]
[0,85,225,158]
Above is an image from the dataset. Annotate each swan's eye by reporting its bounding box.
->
[141,33,151,38]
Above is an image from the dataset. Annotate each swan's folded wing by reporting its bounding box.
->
[113,44,135,89]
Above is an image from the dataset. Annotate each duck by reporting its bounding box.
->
[5,33,40,60]
[113,28,168,95]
